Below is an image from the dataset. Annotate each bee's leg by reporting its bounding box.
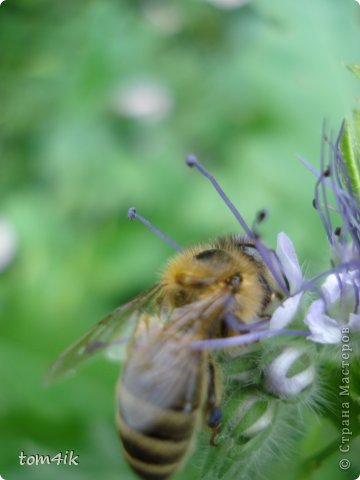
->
[206,362,222,447]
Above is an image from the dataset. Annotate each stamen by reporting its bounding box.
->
[324,166,331,177]
[329,136,360,252]
[298,155,323,178]
[306,128,352,247]
[335,271,344,302]
[225,313,269,332]
[186,155,289,295]
[306,146,360,251]
[251,209,268,238]
[295,259,360,296]
[353,278,359,313]
[256,209,268,223]
[314,178,331,242]
[319,127,333,239]
[186,154,253,237]
[190,328,310,350]
[127,207,183,252]
[300,124,360,259]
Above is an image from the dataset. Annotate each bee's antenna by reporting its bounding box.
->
[128,207,183,252]
[186,155,289,295]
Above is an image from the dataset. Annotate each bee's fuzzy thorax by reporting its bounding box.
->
[159,236,276,323]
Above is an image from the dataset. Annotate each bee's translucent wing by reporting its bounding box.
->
[46,284,162,382]
[118,327,205,436]
[119,289,231,431]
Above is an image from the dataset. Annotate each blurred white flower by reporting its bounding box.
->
[113,81,173,121]
[0,217,17,271]
[304,272,360,344]
[142,2,183,35]
[202,0,250,10]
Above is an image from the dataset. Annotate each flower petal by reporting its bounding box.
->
[349,313,360,332]
[269,293,303,329]
[321,272,359,319]
[321,274,341,306]
[276,232,303,293]
[304,308,342,343]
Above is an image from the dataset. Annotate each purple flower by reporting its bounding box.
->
[302,126,360,264]
[299,125,360,343]
[304,272,360,343]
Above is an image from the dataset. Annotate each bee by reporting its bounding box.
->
[48,237,283,479]
[47,156,288,480]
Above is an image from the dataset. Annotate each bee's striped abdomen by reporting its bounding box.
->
[116,395,197,480]
[116,341,205,480]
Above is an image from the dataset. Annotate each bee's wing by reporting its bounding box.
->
[120,289,230,431]
[118,327,205,434]
[46,284,162,382]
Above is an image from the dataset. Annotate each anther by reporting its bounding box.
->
[186,154,197,167]
[256,209,268,223]
[252,208,268,239]
[312,198,317,209]
[127,207,183,252]
[128,207,137,221]
[334,226,342,236]
[324,166,331,177]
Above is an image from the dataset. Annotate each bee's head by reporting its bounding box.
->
[162,246,252,308]
[176,248,239,284]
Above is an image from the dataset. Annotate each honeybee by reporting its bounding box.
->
[48,235,284,480]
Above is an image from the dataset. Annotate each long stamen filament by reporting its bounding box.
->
[296,259,360,296]
[190,328,310,350]
[128,207,183,252]
[186,154,289,295]
[225,313,269,332]
[186,154,253,237]
[319,126,333,241]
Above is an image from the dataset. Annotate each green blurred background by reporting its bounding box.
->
[1,0,360,479]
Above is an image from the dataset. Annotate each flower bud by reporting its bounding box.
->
[264,346,315,399]
[223,393,277,442]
